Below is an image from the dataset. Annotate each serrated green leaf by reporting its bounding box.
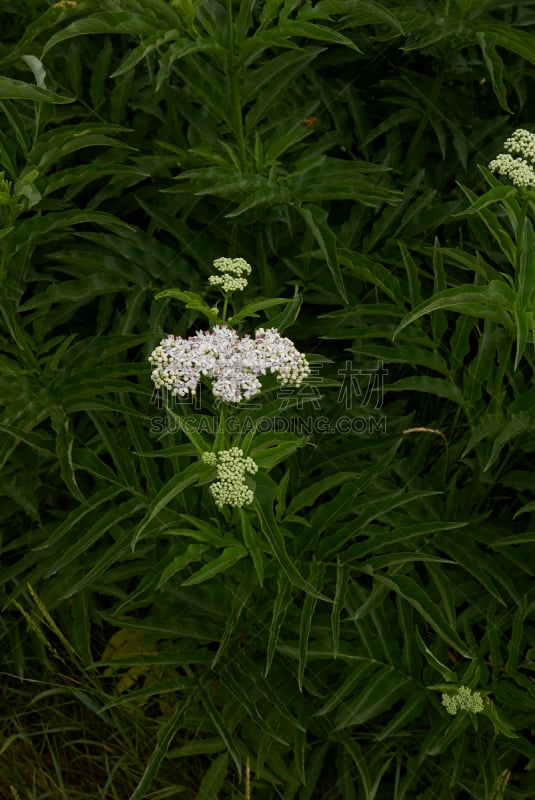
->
[181,546,248,586]
[278,19,361,51]
[316,0,403,32]
[331,559,348,659]
[460,185,518,215]
[51,412,84,502]
[251,436,307,471]
[240,510,264,586]
[200,686,242,776]
[154,288,219,325]
[484,413,532,472]
[157,544,210,588]
[0,76,73,103]
[476,32,511,113]
[227,297,289,324]
[101,677,196,711]
[129,695,194,800]
[254,479,330,602]
[368,572,472,658]
[195,753,229,800]
[482,701,518,739]
[506,601,526,672]
[298,563,323,691]
[394,282,515,339]
[286,471,358,516]
[265,570,293,677]
[133,462,205,548]
[42,13,154,57]
[415,629,457,682]
[374,692,426,742]
[334,666,412,730]
[297,205,347,303]
[483,20,535,67]
[42,497,143,580]
[244,48,323,129]
[387,376,467,406]
[314,660,375,717]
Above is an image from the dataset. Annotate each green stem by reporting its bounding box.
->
[214,403,228,451]
[515,196,530,304]
[222,292,230,322]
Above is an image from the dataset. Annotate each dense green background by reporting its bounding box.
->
[1,1,535,798]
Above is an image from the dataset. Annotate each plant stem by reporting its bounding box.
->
[515,196,530,305]
[214,402,228,451]
[222,292,230,322]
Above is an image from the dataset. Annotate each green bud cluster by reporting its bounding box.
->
[489,128,535,189]
[208,257,252,293]
[201,447,258,508]
[441,685,484,715]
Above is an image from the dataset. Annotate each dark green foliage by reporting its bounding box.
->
[2,1,535,798]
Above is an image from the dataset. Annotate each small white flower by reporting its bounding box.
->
[441,685,484,715]
[255,327,311,386]
[149,325,310,404]
[489,128,535,189]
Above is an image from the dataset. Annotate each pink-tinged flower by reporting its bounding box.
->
[149,325,310,403]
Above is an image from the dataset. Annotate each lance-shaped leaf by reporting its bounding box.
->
[0,76,73,103]
[132,461,205,548]
[394,281,516,339]
[254,473,331,602]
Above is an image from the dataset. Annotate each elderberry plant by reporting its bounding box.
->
[149,257,310,509]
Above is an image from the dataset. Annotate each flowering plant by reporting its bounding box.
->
[396,127,535,372]
[148,256,311,511]
[138,256,327,601]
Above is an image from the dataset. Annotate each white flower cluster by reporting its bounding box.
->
[441,685,484,715]
[208,257,252,293]
[149,325,310,403]
[489,128,535,189]
[201,447,258,507]
[255,327,310,386]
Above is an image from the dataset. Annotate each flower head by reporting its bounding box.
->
[441,685,484,715]
[149,325,310,404]
[202,447,258,507]
[255,327,311,386]
[489,129,535,189]
[208,257,252,293]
